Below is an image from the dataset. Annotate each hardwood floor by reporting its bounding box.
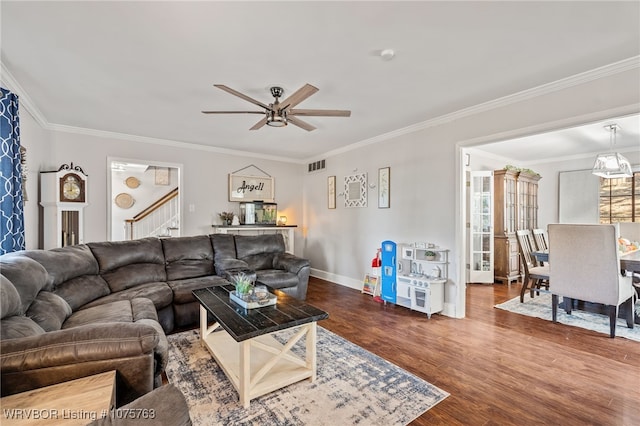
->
[305,277,640,426]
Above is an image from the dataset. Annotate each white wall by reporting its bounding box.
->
[20,128,304,253]
[19,108,52,249]
[303,129,457,286]
[10,62,640,320]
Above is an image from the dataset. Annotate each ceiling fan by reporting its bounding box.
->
[202,84,351,131]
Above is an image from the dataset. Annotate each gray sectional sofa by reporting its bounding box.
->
[0,232,310,406]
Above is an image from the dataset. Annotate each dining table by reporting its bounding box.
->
[532,249,640,273]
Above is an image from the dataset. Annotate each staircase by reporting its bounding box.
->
[125,187,179,239]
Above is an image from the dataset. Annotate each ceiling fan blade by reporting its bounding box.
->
[249,117,268,130]
[290,109,351,117]
[280,84,319,110]
[214,84,271,110]
[201,111,265,114]
[287,116,316,132]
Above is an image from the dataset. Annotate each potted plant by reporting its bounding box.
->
[231,272,254,301]
[425,251,437,261]
[219,211,234,226]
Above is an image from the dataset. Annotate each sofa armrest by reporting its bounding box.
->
[88,384,192,425]
[1,323,159,372]
[214,258,250,277]
[273,253,310,274]
[1,323,160,405]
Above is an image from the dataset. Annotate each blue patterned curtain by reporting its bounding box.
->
[0,87,25,254]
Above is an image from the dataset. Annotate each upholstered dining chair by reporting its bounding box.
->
[548,224,635,338]
[516,229,550,303]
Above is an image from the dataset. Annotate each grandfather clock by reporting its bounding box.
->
[40,163,88,249]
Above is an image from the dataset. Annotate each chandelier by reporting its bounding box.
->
[591,124,633,179]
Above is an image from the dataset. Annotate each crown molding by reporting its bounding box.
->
[47,123,302,164]
[0,62,49,129]
[460,104,640,166]
[311,56,640,162]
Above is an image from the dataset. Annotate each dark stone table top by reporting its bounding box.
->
[193,285,329,342]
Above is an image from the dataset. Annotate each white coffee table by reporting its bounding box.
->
[193,285,328,408]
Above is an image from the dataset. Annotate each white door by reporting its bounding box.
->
[469,171,494,283]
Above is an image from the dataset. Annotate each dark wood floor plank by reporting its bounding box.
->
[306,278,640,425]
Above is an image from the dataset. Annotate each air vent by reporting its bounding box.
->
[308,159,326,173]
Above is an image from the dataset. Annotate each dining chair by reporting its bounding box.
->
[532,228,549,252]
[548,224,635,338]
[515,229,550,303]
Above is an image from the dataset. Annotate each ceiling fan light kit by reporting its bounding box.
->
[266,109,287,127]
[591,124,633,179]
[202,83,351,131]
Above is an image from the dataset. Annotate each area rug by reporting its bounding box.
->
[495,293,640,342]
[165,327,449,425]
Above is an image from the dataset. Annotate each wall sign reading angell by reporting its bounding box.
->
[229,174,275,202]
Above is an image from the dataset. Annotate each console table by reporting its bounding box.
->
[212,225,297,253]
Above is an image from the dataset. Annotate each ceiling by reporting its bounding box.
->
[1,1,639,163]
[472,113,640,165]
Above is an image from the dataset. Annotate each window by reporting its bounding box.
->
[599,172,640,223]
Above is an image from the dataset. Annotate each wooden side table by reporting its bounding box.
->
[1,370,116,425]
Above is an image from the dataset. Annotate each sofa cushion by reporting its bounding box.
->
[88,238,166,292]
[0,276,22,319]
[101,263,167,293]
[63,300,133,329]
[54,275,111,311]
[26,291,72,332]
[21,245,98,289]
[0,255,48,313]
[235,234,284,270]
[80,282,173,311]
[168,275,228,304]
[63,298,158,329]
[210,234,242,276]
[162,236,214,281]
[0,316,45,340]
[256,269,299,290]
[210,234,237,260]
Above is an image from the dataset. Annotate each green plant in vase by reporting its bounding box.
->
[232,272,254,300]
[219,211,234,226]
[425,250,437,261]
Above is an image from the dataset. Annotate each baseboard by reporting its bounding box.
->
[310,268,363,291]
[311,268,458,318]
[442,302,457,318]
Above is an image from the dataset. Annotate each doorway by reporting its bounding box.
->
[107,157,182,241]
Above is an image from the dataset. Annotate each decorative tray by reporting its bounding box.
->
[229,290,277,309]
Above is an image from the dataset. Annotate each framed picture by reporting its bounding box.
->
[328,175,336,209]
[229,174,275,202]
[344,173,367,208]
[378,167,390,208]
[361,274,379,296]
[155,167,170,185]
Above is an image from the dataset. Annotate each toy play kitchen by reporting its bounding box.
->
[380,240,448,318]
